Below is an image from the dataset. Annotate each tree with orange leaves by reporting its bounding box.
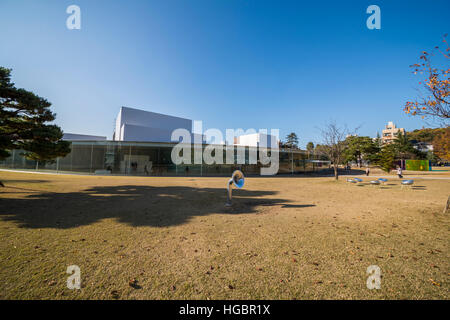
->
[404,35,449,123]
[432,127,450,161]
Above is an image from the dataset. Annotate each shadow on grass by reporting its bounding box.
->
[277,168,366,178]
[0,185,312,229]
[1,186,46,193]
[1,179,50,184]
[280,204,316,208]
[351,183,427,191]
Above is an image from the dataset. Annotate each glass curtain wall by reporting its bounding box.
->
[0,141,331,176]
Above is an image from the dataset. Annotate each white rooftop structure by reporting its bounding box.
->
[63,133,107,141]
[113,106,194,143]
[234,133,278,148]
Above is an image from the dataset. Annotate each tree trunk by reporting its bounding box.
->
[334,164,338,180]
[444,196,450,213]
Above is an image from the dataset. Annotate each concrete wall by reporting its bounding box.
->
[121,124,178,143]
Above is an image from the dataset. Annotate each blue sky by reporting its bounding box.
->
[1,0,449,147]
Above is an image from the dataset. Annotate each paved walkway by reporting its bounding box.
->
[1,168,450,180]
[341,174,450,180]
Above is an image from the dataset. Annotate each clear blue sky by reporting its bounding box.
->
[1,0,449,147]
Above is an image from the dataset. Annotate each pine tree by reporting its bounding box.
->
[377,144,396,173]
[285,132,299,149]
[344,136,380,167]
[392,131,424,160]
[0,67,70,183]
[375,132,382,148]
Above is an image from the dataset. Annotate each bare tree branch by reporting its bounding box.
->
[319,121,349,180]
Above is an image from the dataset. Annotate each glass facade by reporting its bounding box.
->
[0,141,331,176]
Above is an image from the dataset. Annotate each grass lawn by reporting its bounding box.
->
[0,170,449,299]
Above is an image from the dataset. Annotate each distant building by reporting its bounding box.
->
[1,106,333,176]
[63,133,107,141]
[381,121,405,144]
[113,106,196,143]
[412,141,434,153]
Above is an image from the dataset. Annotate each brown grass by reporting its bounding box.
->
[0,170,449,299]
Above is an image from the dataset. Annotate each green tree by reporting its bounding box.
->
[391,131,425,160]
[285,132,299,149]
[306,142,314,153]
[0,67,70,179]
[343,136,380,167]
[376,144,396,173]
[375,132,382,148]
[426,150,439,164]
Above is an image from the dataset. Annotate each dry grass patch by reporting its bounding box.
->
[0,171,449,299]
